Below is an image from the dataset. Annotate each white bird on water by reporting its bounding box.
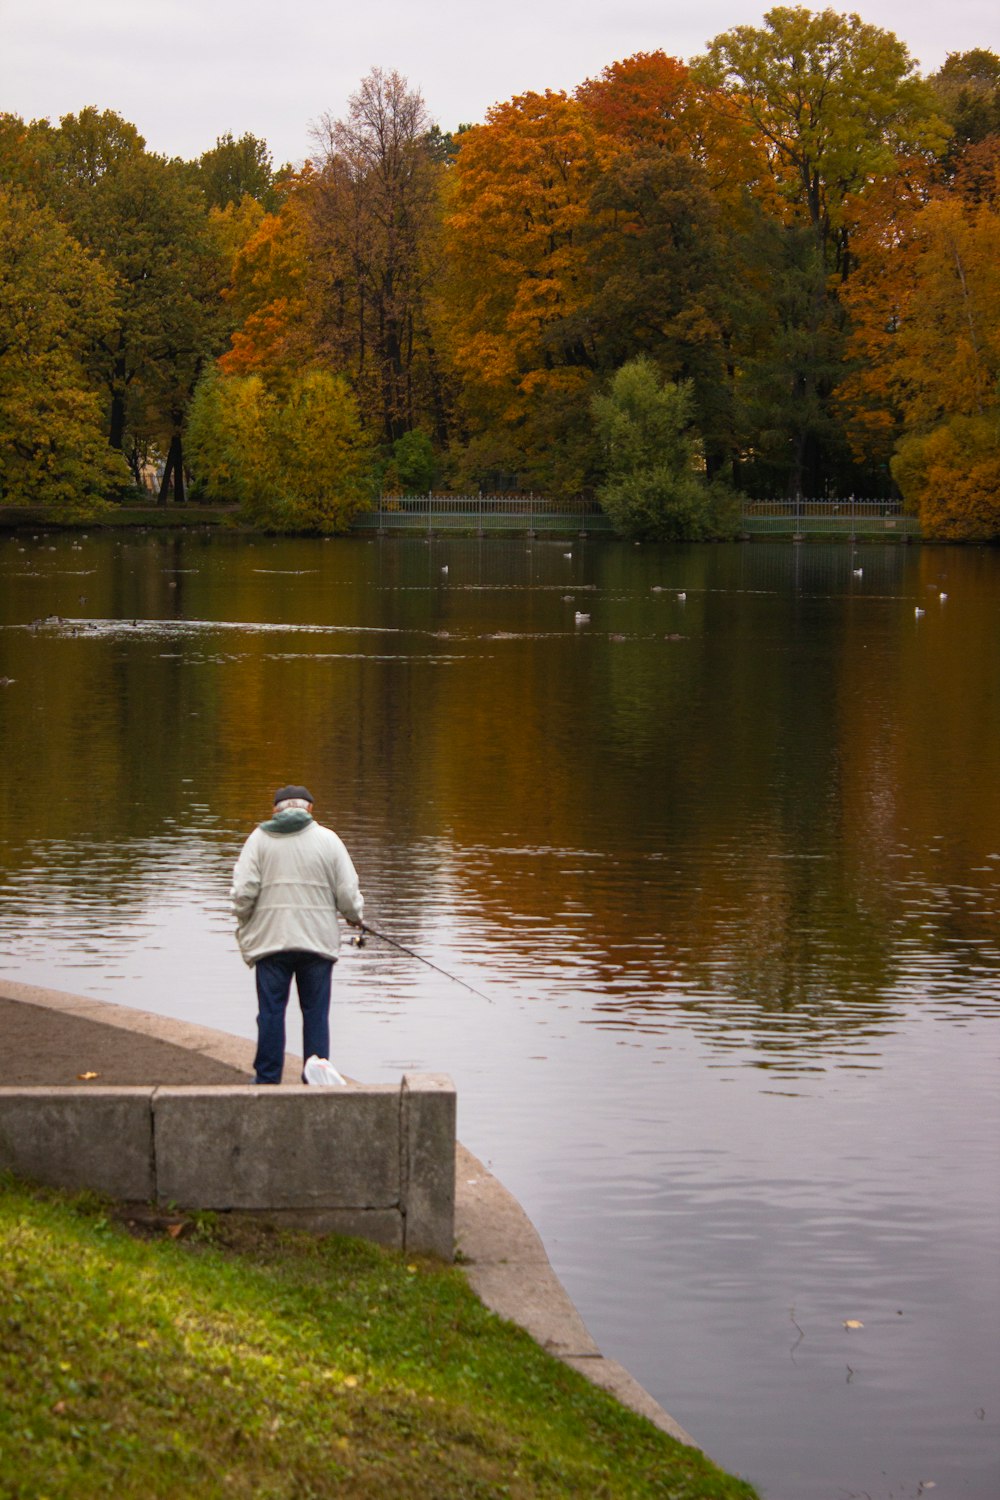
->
[574,611,590,624]
[939,591,948,602]
[441,565,449,574]
[677,591,687,601]
[853,567,863,577]
[915,606,925,617]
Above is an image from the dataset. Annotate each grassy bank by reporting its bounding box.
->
[0,503,240,530]
[0,1177,758,1498]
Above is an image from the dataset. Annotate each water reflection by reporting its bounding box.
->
[0,532,998,1498]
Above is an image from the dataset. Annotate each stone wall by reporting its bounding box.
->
[0,1074,455,1258]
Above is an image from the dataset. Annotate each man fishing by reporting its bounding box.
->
[231,785,364,1084]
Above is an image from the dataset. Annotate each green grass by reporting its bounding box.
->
[0,1177,759,1499]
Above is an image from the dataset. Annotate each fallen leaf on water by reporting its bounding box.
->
[843,1319,864,1329]
[77,1071,99,1080]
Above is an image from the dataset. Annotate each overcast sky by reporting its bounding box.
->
[3,1,999,166]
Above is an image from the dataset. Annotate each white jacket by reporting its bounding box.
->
[231,812,364,966]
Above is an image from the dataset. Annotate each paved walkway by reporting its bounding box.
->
[1,995,252,1086]
[0,977,696,1448]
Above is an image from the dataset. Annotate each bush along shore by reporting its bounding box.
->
[0,1176,759,1498]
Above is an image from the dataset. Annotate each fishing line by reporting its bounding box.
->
[352,922,496,1005]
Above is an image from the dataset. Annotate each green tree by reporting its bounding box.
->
[187,367,371,531]
[382,428,436,493]
[193,132,280,212]
[698,8,946,272]
[0,186,126,512]
[13,109,228,497]
[929,49,1000,163]
[582,138,735,476]
[591,356,739,539]
[696,7,948,497]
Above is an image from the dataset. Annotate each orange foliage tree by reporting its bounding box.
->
[442,90,606,494]
[218,181,313,384]
[843,153,1000,536]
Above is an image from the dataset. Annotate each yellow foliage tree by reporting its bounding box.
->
[186,367,371,532]
[892,414,1000,539]
[0,186,126,513]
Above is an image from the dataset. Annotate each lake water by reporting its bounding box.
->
[1,529,997,1499]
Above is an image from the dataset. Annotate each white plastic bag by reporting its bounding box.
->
[303,1055,347,1087]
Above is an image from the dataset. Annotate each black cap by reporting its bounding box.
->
[273,784,314,805]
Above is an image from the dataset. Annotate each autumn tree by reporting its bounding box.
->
[698,8,945,272]
[309,70,450,447]
[218,181,313,381]
[576,51,698,150]
[893,416,1000,540]
[187,367,371,530]
[0,186,126,512]
[443,89,605,494]
[0,112,59,199]
[843,183,1000,537]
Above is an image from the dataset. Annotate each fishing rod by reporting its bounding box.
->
[352,922,496,1005]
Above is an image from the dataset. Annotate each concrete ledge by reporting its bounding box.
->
[153,1086,402,1210]
[401,1073,457,1261]
[0,1077,455,1257]
[235,1206,404,1248]
[0,1087,155,1200]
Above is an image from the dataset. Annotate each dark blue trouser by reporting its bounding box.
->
[253,950,334,1084]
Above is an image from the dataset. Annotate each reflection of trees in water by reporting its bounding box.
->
[0,833,233,967]
[1,536,997,1060]
[436,543,999,1054]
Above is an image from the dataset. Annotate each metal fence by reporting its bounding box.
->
[348,494,919,539]
[744,498,908,517]
[351,495,615,534]
[741,499,919,538]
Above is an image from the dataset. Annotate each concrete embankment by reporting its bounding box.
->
[0,978,696,1448]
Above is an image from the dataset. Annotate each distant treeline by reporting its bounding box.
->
[2,8,999,539]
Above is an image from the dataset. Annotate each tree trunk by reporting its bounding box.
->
[157,445,174,507]
[107,336,128,450]
[157,432,185,506]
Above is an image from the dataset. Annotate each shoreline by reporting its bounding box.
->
[0,975,698,1451]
